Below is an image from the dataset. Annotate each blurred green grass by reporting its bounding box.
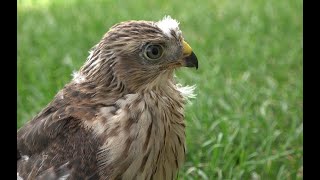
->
[18,0,302,179]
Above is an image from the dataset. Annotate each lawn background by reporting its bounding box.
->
[17,0,303,179]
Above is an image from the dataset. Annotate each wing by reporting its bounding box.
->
[17,85,105,179]
[17,105,101,179]
[17,104,68,156]
[17,82,107,156]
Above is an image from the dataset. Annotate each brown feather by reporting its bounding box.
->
[17,16,196,180]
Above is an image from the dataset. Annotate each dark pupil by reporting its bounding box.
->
[146,45,162,60]
[151,47,159,55]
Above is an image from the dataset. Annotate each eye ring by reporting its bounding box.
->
[144,44,164,60]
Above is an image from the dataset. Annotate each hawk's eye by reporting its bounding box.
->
[144,44,163,60]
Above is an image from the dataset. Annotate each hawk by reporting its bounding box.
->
[17,16,198,180]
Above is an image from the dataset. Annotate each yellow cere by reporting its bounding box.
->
[182,40,193,56]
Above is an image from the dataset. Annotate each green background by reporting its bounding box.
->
[18,0,303,179]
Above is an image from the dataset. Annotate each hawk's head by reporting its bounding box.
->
[75,16,198,92]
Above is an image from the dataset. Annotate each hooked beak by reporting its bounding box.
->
[182,40,198,69]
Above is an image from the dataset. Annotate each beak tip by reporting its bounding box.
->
[184,51,198,69]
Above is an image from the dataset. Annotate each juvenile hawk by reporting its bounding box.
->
[17,16,198,180]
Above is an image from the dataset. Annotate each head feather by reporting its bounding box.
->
[156,16,180,37]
